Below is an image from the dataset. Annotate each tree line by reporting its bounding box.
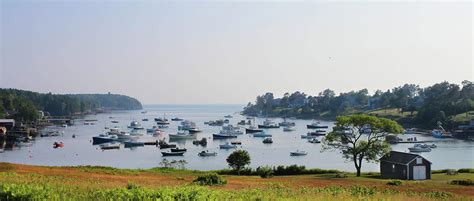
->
[243,81,474,128]
[0,89,143,122]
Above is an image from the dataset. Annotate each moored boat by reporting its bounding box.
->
[219,142,237,149]
[92,134,118,144]
[290,150,308,156]
[307,121,328,129]
[262,137,273,144]
[169,131,197,140]
[245,126,263,133]
[253,132,272,137]
[171,117,184,121]
[171,148,187,152]
[283,126,296,132]
[161,151,185,156]
[198,150,217,157]
[258,119,280,129]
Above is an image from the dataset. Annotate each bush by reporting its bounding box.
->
[386,180,402,186]
[457,168,474,173]
[450,179,474,186]
[256,166,274,178]
[193,174,227,186]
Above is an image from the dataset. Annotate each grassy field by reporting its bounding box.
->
[367,108,416,119]
[451,111,474,123]
[0,163,473,200]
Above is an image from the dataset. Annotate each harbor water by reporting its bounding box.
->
[0,104,473,171]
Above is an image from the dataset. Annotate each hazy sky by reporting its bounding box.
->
[0,1,472,104]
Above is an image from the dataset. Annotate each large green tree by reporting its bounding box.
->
[323,115,403,176]
[226,150,251,175]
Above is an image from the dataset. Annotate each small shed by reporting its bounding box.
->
[380,151,431,180]
[0,119,15,130]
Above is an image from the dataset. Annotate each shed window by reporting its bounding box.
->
[392,164,396,172]
[416,158,422,164]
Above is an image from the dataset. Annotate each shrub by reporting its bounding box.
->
[450,179,474,186]
[256,166,274,178]
[386,180,402,186]
[457,168,474,173]
[193,174,227,186]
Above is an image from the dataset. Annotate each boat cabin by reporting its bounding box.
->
[379,151,431,180]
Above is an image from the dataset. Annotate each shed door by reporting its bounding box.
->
[413,166,426,180]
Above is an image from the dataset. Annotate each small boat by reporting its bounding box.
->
[253,132,272,137]
[308,138,321,143]
[231,141,242,145]
[245,126,263,133]
[208,120,225,126]
[432,129,453,138]
[124,141,144,147]
[307,121,328,129]
[279,118,295,127]
[141,111,148,114]
[193,138,208,146]
[155,116,170,125]
[408,146,431,152]
[147,127,160,133]
[290,150,308,156]
[237,120,251,125]
[92,134,118,144]
[142,118,149,121]
[101,145,120,150]
[198,150,217,156]
[158,125,169,129]
[60,124,68,128]
[301,135,317,139]
[127,121,144,130]
[53,142,64,148]
[224,115,233,118]
[158,140,177,149]
[262,137,273,144]
[188,128,202,134]
[169,131,197,140]
[111,120,119,124]
[213,133,238,139]
[283,126,296,132]
[219,142,237,149]
[171,148,187,152]
[161,151,185,156]
[414,143,437,149]
[258,119,280,129]
[171,117,184,121]
[144,141,159,145]
[307,131,326,136]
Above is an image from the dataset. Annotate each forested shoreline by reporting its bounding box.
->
[0,89,142,121]
[243,81,474,129]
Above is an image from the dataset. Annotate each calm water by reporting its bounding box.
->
[0,104,473,171]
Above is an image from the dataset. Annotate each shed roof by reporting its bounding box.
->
[380,151,431,165]
[0,119,15,123]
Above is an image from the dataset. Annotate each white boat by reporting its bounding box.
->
[414,143,437,149]
[198,151,218,157]
[408,146,431,152]
[308,138,321,143]
[283,126,296,132]
[127,121,144,130]
[290,150,308,156]
[279,118,295,127]
[224,115,233,118]
[108,128,137,140]
[258,119,280,129]
[146,126,160,133]
[252,132,272,137]
[155,115,170,125]
[307,121,328,129]
[178,120,198,131]
[219,142,237,149]
[169,131,197,140]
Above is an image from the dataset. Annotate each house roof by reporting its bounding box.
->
[380,151,431,165]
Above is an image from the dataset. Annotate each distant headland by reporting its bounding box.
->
[0,88,142,121]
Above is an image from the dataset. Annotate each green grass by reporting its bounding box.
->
[367,108,416,119]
